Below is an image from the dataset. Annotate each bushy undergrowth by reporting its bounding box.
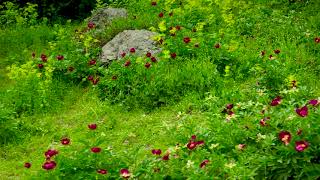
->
[0,0,320,179]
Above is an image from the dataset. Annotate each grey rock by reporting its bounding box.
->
[101,30,162,63]
[88,8,128,29]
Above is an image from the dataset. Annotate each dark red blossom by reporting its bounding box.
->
[214,43,221,49]
[120,169,130,179]
[151,57,157,63]
[121,52,126,58]
[158,12,164,18]
[146,52,152,57]
[88,123,97,130]
[32,52,36,58]
[260,117,270,126]
[91,147,101,153]
[260,50,266,56]
[89,59,96,65]
[278,131,291,145]
[162,153,169,161]
[151,1,157,6]
[42,160,56,170]
[56,55,64,60]
[200,160,209,168]
[145,62,151,68]
[41,54,47,62]
[45,149,58,159]
[151,149,162,155]
[296,106,308,117]
[183,37,191,43]
[170,53,177,59]
[61,138,70,145]
[187,141,198,150]
[88,22,96,29]
[226,104,233,109]
[176,25,181,30]
[38,64,44,69]
[124,60,131,67]
[130,48,136,53]
[87,75,94,81]
[191,135,196,140]
[270,96,282,106]
[24,162,31,168]
[237,144,246,150]
[92,78,99,85]
[97,169,108,174]
[309,99,319,106]
[295,141,309,152]
[274,49,281,54]
[112,75,117,80]
[314,37,320,43]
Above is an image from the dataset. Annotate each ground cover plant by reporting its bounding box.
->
[0,0,319,179]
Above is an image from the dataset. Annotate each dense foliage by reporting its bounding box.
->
[0,0,319,179]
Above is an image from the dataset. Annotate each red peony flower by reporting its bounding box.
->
[121,52,126,58]
[42,160,56,170]
[38,64,44,69]
[270,96,282,106]
[24,162,31,168]
[295,140,309,152]
[191,135,196,140]
[200,159,209,168]
[88,22,96,29]
[146,52,152,57]
[151,57,157,63]
[32,52,36,58]
[41,54,47,62]
[61,138,70,145]
[45,149,58,159]
[87,75,94,81]
[145,62,151,68]
[309,99,319,106]
[183,37,191,43]
[56,55,64,60]
[274,49,281,54]
[278,131,291,145]
[314,37,320,43]
[269,54,275,60]
[158,12,164,18]
[260,50,266,56]
[112,75,117,80]
[92,78,99,85]
[296,106,308,117]
[91,147,101,153]
[237,144,246,150]
[187,141,198,150]
[89,59,96,65]
[88,123,97,130]
[162,153,169,161]
[214,43,221,49]
[170,53,177,59]
[120,168,130,179]
[226,104,233,110]
[151,1,157,6]
[130,48,136,53]
[97,169,108,174]
[176,25,181,30]
[259,119,267,126]
[124,60,131,67]
[151,149,162,155]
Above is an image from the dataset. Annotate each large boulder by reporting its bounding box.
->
[101,30,162,63]
[88,8,128,29]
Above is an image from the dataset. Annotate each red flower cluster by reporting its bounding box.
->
[187,135,204,150]
[42,149,58,170]
[88,22,96,29]
[183,37,191,44]
[296,106,308,117]
[278,131,291,145]
[270,96,282,106]
[56,55,64,60]
[151,149,162,155]
[315,37,320,43]
[61,138,70,145]
[120,169,131,179]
